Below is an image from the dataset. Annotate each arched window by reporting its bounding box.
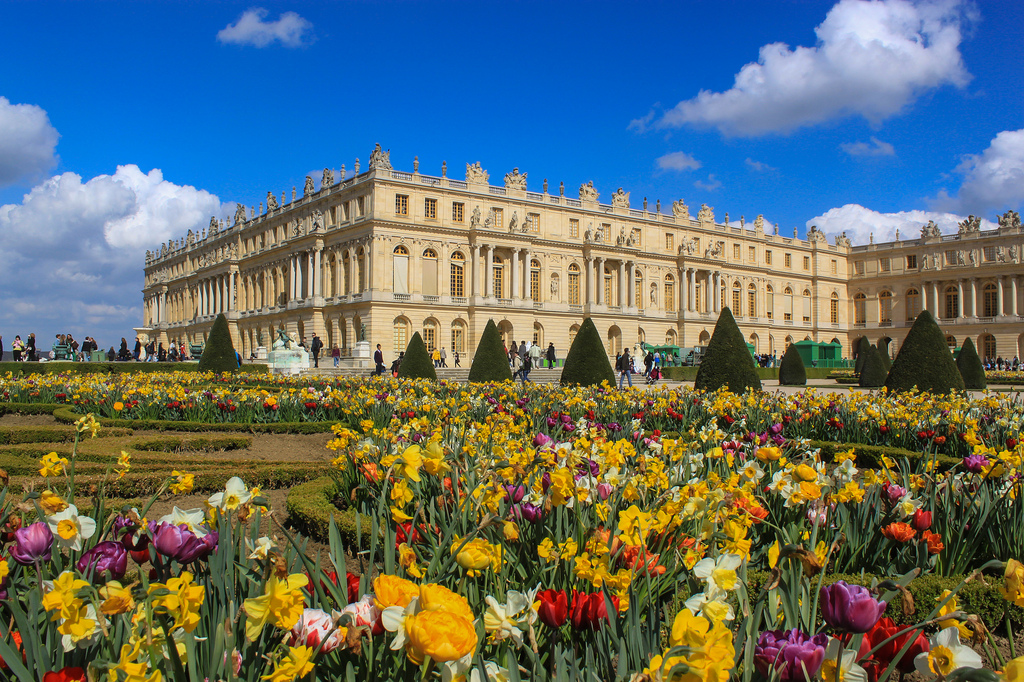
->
[492,254,504,299]
[830,292,840,325]
[637,327,646,345]
[748,282,757,317]
[533,322,543,346]
[450,251,465,298]
[943,286,958,320]
[392,245,409,294]
[450,319,467,353]
[981,333,996,359]
[568,264,581,305]
[422,318,439,352]
[906,288,920,320]
[393,245,409,255]
[766,285,774,320]
[530,259,541,300]
[854,293,866,324]
[983,283,998,317]
[666,328,677,345]
[878,291,893,325]
[732,281,742,313]
[603,267,613,305]
[945,334,957,351]
[784,287,794,321]
[569,324,580,345]
[421,248,438,296]
[802,289,812,323]
[664,274,675,312]
[393,317,409,353]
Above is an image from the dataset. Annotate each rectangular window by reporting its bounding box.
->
[665,281,675,311]
[395,194,408,216]
[784,253,792,268]
[906,254,917,269]
[631,228,642,245]
[749,246,756,262]
[945,250,957,265]
[342,202,350,222]
[733,288,741,312]
[493,265,504,299]
[569,219,579,238]
[830,298,839,324]
[855,260,865,275]
[530,269,540,300]
[422,326,436,352]
[424,198,437,220]
[635,280,642,307]
[604,273,612,306]
[452,202,464,223]
[880,257,890,272]
[803,256,810,271]
[733,244,741,259]
[766,291,774,319]
[984,246,996,262]
[568,271,580,305]
[393,324,407,353]
[528,213,540,233]
[450,263,464,297]
[765,250,772,265]
[601,223,611,242]
[666,233,674,251]
[451,326,464,353]
[831,259,838,274]
[493,208,503,230]
[356,196,365,217]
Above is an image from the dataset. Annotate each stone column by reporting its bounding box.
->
[348,249,356,295]
[627,262,635,308]
[160,291,167,323]
[298,253,307,299]
[970,278,978,317]
[688,269,695,312]
[470,244,479,297]
[485,245,494,298]
[594,257,603,305]
[932,282,939,317]
[289,258,296,299]
[524,249,533,301]
[1013,276,1019,317]
[364,238,374,292]
[619,261,626,307]
[511,248,521,300]
[957,281,964,318]
[313,249,322,297]
[997,277,1004,316]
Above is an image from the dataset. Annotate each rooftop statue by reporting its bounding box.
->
[504,167,527,191]
[304,175,315,197]
[999,210,1021,230]
[234,203,246,225]
[466,162,489,184]
[697,203,715,224]
[266,191,279,212]
[611,188,630,209]
[579,181,598,202]
[672,199,689,220]
[322,168,334,189]
[921,220,942,238]
[368,143,392,170]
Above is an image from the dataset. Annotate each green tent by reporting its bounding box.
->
[792,339,845,368]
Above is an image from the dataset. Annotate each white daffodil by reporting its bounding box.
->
[61,603,102,652]
[246,536,274,560]
[739,459,765,482]
[158,507,208,538]
[604,467,626,487]
[382,597,420,651]
[208,477,252,511]
[818,637,868,682]
[47,504,96,551]
[684,590,735,623]
[482,587,539,647]
[693,553,743,596]
[470,661,512,682]
[914,627,984,680]
[833,459,858,484]
[896,493,923,518]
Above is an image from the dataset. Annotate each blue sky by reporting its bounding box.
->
[1,0,1022,348]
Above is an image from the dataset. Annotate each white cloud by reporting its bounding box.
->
[655,151,702,172]
[641,0,972,136]
[840,136,896,157]
[217,8,313,48]
[0,96,59,186]
[745,158,777,172]
[933,128,1024,214]
[0,166,231,345]
[808,203,995,245]
[694,174,722,191]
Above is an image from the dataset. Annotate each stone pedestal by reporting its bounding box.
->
[267,348,310,375]
[255,346,268,360]
[353,340,371,359]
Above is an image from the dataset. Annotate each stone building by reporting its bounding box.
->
[140,146,1024,364]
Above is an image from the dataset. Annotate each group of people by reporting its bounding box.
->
[0,333,37,362]
[753,352,779,368]
[431,347,459,368]
[986,356,1021,371]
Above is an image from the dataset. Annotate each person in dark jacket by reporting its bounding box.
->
[546,343,556,369]
[310,334,323,368]
[26,333,37,361]
[119,338,130,361]
[133,337,142,361]
[107,347,117,361]
[374,344,385,376]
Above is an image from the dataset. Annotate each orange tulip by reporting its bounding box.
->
[881,522,915,542]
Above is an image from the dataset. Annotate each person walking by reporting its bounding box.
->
[454,350,461,367]
[511,352,523,381]
[644,351,654,377]
[26,333,36,361]
[617,349,633,389]
[431,347,441,367]
[374,344,385,376]
[528,341,542,371]
[439,347,447,367]
[133,337,142,361]
[546,342,556,369]
[310,334,323,368]
[332,344,340,367]
[520,352,533,383]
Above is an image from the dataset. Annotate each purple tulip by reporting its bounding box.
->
[503,484,525,504]
[519,503,543,524]
[77,541,128,581]
[769,423,784,435]
[820,581,886,633]
[533,432,554,448]
[963,454,989,473]
[596,482,613,500]
[754,629,828,682]
[9,522,54,565]
[153,523,217,564]
[560,414,572,424]
[884,484,908,504]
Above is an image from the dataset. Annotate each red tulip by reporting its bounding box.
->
[570,591,619,631]
[911,509,932,531]
[862,617,929,673]
[537,589,568,628]
[43,668,86,682]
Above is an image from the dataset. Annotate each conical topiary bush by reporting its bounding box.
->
[397,332,437,380]
[853,336,872,376]
[468,319,513,383]
[198,313,239,373]
[885,310,965,394]
[859,346,888,388]
[560,317,615,387]
[778,343,806,386]
[876,339,892,373]
[694,307,761,393]
[956,337,986,390]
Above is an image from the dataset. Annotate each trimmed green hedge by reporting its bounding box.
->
[886,310,965,394]
[560,317,615,387]
[0,425,133,444]
[0,362,268,375]
[468,319,514,383]
[132,435,252,452]
[50,406,337,434]
[286,476,370,546]
[809,440,961,470]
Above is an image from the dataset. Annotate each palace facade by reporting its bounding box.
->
[140,146,1024,364]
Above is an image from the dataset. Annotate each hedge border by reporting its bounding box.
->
[48,405,338,434]
[0,362,268,376]
[285,476,371,546]
[810,440,961,470]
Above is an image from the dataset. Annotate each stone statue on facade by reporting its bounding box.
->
[957,250,966,265]
[705,240,723,258]
[550,274,559,297]
[672,199,689,221]
[209,216,219,235]
[312,209,324,232]
[234,203,247,225]
[470,206,481,228]
[584,227,592,242]
[611,188,630,209]
[359,323,367,342]
[683,236,700,255]
[508,211,518,232]
[186,229,195,247]
[835,232,851,248]
[999,210,1021,231]
[441,160,447,177]
[921,220,942,238]
[997,246,1007,262]
[504,168,527,190]
[969,249,978,266]
[579,181,599,203]
[650,282,658,305]
[957,215,981,235]
[466,162,489,184]
[807,225,827,243]
[1010,244,1020,263]
[322,168,334,189]
[593,224,604,243]
[266,191,279,212]
[697,204,715,224]
[304,176,315,197]
[484,208,494,230]
[368,143,392,170]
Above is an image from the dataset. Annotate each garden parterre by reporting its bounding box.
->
[2,373,1024,681]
